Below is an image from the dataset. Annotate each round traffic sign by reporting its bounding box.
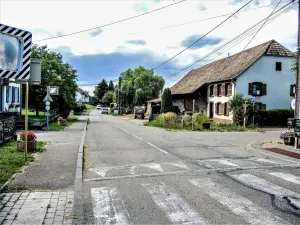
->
[291,99,296,110]
[46,101,50,106]
[45,106,50,111]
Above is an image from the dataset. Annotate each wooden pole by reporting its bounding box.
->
[24,80,29,162]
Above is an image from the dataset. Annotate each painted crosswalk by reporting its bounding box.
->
[88,170,300,224]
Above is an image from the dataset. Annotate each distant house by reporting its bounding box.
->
[76,87,90,104]
[171,40,295,123]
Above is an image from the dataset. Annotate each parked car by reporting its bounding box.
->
[149,105,161,122]
[96,105,101,110]
[101,108,109,114]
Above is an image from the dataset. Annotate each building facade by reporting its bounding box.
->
[0,79,22,113]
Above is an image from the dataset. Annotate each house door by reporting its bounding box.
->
[209,102,214,118]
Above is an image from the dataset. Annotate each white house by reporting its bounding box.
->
[76,87,90,104]
[171,40,295,123]
[0,79,22,113]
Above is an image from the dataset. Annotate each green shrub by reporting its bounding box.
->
[159,112,178,125]
[258,109,293,126]
[183,114,192,126]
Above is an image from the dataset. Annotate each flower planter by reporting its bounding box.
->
[17,139,37,152]
[284,136,294,146]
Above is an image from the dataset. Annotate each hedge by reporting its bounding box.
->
[258,109,293,126]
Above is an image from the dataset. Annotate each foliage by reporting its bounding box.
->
[108,80,114,91]
[48,116,78,131]
[228,93,245,125]
[29,45,78,117]
[258,109,294,126]
[20,131,36,141]
[84,104,96,110]
[183,114,192,126]
[192,112,210,126]
[161,88,173,113]
[0,141,46,186]
[290,57,297,77]
[93,79,109,103]
[102,91,114,106]
[210,123,248,132]
[120,66,164,107]
[159,112,178,125]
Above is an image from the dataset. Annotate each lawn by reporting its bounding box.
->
[84,104,96,110]
[22,110,45,122]
[0,141,47,188]
[48,116,78,131]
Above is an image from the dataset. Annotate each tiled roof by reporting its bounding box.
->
[171,40,293,95]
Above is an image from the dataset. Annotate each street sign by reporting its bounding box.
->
[45,101,50,106]
[287,118,295,128]
[49,86,59,95]
[45,106,50,111]
[43,94,53,102]
[295,119,300,137]
[251,97,256,103]
[291,99,296,110]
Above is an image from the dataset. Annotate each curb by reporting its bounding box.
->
[247,141,300,164]
[72,114,89,225]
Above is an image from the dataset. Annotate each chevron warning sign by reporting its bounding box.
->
[0,23,32,80]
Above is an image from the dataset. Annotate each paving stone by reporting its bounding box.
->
[47,208,56,213]
[12,204,22,209]
[58,197,67,202]
[2,207,12,212]
[55,211,64,216]
[27,192,52,200]
[0,217,5,224]
[63,219,73,225]
[2,219,13,225]
[5,214,16,220]
[53,215,63,222]
[51,195,59,199]
[46,212,55,219]
[0,211,9,217]
[15,199,25,205]
[2,197,10,201]
[59,192,66,197]
[20,192,29,197]
[56,206,65,211]
[52,192,60,195]
[12,193,21,198]
[9,209,20,215]
[57,202,66,206]
[43,218,54,224]
[5,202,14,207]
[18,196,27,200]
[64,208,72,213]
[5,193,13,197]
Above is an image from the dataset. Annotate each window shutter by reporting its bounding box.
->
[221,84,225,96]
[225,103,229,116]
[248,83,253,95]
[228,83,232,96]
[262,83,267,95]
[220,103,224,115]
[214,85,218,96]
[215,103,218,114]
[261,104,266,111]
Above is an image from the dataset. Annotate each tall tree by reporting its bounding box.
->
[120,66,164,107]
[102,91,114,106]
[28,45,78,117]
[108,80,114,91]
[94,79,108,102]
[161,88,173,113]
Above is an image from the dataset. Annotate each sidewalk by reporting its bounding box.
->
[0,112,89,225]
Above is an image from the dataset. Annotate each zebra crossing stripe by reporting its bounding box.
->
[269,172,300,185]
[142,183,207,225]
[207,159,239,167]
[91,187,129,225]
[189,178,287,225]
[231,174,300,198]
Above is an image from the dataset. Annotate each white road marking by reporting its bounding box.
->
[90,167,114,178]
[131,134,143,140]
[91,187,129,225]
[207,159,239,167]
[164,161,189,170]
[146,142,168,154]
[189,178,287,225]
[142,163,163,172]
[252,158,279,164]
[129,166,136,175]
[231,174,300,198]
[269,172,300,185]
[142,183,207,225]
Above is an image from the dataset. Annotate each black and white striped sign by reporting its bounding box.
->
[0,23,32,80]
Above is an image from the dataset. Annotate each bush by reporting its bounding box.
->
[183,114,192,126]
[258,109,293,126]
[159,112,178,125]
[74,106,81,113]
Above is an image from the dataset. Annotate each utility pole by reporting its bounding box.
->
[295,0,300,119]
[118,77,121,115]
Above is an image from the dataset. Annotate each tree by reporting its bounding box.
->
[161,88,173,113]
[28,45,78,117]
[229,93,245,125]
[94,79,108,102]
[120,66,164,107]
[102,91,114,106]
[108,80,114,91]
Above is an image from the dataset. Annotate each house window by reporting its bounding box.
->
[6,86,9,103]
[249,82,266,96]
[217,84,222,96]
[210,85,214,97]
[225,83,229,96]
[276,62,282,71]
[216,102,221,115]
[224,102,229,116]
[12,87,15,103]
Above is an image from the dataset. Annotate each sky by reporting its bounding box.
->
[0,0,297,95]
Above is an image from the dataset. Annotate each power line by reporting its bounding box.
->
[128,0,291,35]
[152,0,254,70]
[165,1,296,82]
[34,0,187,42]
[242,0,282,51]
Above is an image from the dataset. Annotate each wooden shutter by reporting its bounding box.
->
[228,83,232,96]
[262,83,267,96]
[225,103,229,116]
[220,103,224,115]
[290,84,296,97]
[215,103,218,114]
[248,83,253,95]
[214,85,218,96]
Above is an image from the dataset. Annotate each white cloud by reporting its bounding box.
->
[1,0,297,81]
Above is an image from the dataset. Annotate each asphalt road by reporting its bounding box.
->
[82,110,300,224]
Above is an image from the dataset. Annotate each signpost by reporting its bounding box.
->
[251,97,256,126]
[294,119,300,149]
[43,86,57,130]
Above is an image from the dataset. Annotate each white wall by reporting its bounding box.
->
[236,55,294,110]
[173,98,206,113]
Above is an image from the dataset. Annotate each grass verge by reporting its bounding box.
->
[48,116,78,131]
[22,110,45,122]
[0,141,47,188]
[84,104,96,110]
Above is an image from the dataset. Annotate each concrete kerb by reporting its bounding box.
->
[72,112,90,225]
